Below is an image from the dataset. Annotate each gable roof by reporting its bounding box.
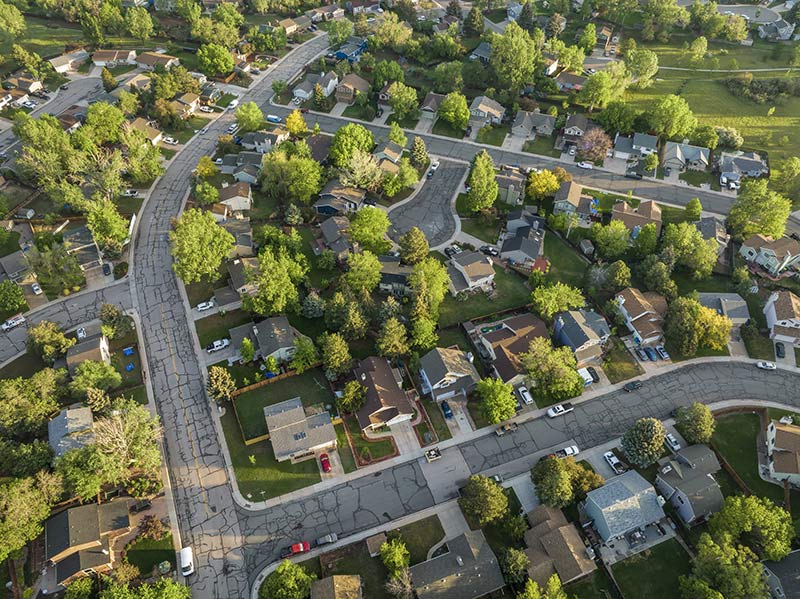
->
[65,336,107,375]
[470,95,504,118]
[585,471,665,540]
[632,132,658,150]
[482,313,548,382]
[771,290,800,321]
[311,575,362,599]
[338,73,370,95]
[742,234,800,258]
[555,310,609,350]
[264,397,336,461]
[664,141,710,167]
[764,550,800,599]
[657,445,724,516]
[48,407,95,458]
[218,182,251,202]
[612,200,662,235]
[452,250,494,281]
[617,287,667,319]
[697,292,750,323]
[421,92,446,112]
[419,347,480,389]
[137,51,178,68]
[353,357,415,429]
[470,41,492,60]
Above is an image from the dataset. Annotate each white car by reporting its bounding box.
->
[77,327,87,340]
[568,146,576,156]
[199,106,213,113]
[214,158,223,165]
[1,314,25,331]
[756,361,777,370]
[206,339,230,353]
[31,282,42,295]
[546,403,574,418]
[199,127,209,134]
[196,300,215,312]
[122,189,138,197]
[517,385,534,405]
[577,161,594,169]
[417,14,426,20]
[292,97,302,105]
[228,99,239,109]
[604,451,626,475]
[22,101,37,109]
[226,124,239,134]
[556,445,580,458]
[665,433,681,452]
[179,547,195,577]
[163,136,178,145]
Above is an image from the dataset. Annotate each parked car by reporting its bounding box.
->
[121,189,139,197]
[623,380,643,392]
[546,403,574,418]
[60,84,69,90]
[199,106,213,113]
[1,314,25,331]
[163,136,178,145]
[603,451,626,475]
[226,123,239,134]
[130,499,151,514]
[776,342,786,359]
[199,127,208,134]
[300,108,309,114]
[665,166,672,176]
[376,107,384,117]
[196,300,215,312]
[577,161,593,169]
[491,474,503,484]
[586,367,600,383]
[292,97,302,105]
[21,101,37,109]
[280,542,310,558]
[496,422,518,436]
[568,146,576,156]
[315,533,338,546]
[444,245,462,258]
[517,385,534,405]
[665,433,681,452]
[179,547,195,576]
[102,263,112,276]
[319,453,331,473]
[228,99,239,108]
[555,445,580,458]
[427,161,440,178]
[756,361,777,370]
[363,198,377,206]
[441,400,453,419]
[31,282,42,295]
[205,339,230,353]
[644,347,658,361]
[266,114,282,123]
[625,172,644,180]
[655,345,670,360]
[480,245,499,256]
[635,348,648,361]
[77,327,87,340]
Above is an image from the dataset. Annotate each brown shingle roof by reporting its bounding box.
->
[353,357,415,429]
[773,290,800,321]
[612,200,662,235]
[484,313,548,382]
[772,421,800,475]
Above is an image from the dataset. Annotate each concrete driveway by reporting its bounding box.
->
[330,102,348,116]
[387,159,466,248]
[503,134,526,152]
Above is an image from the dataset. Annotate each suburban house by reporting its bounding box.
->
[129,117,163,145]
[561,114,596,147]
[718,150,769,188]
[471,313,548,386]
[91,49,137,67]
[553,310,611,365]
[48,407,95,458]
[739,234,800,276]
[764,290,800,346]
[136,51,179,70]
[306,5,346,21]
[419,347,480,402]
[500,218,545,267]
[228,257,260,297]
[294,72,338,101]
[555,72,586,92]
[434,15,459,33]
[377,83,393,105]
[696,215,730,257]
[221,218,254,258]
[333,37,368,62]
[583,471,666,542]
[8,77,43,93]
[663,141,710,171]
[200,82,222,104]
[217,182,252,212]
[512,110,556,139]
[0,92,12,111]
[279,17,301,35]
[0,250,29,282]
[507,1,523,20]
[353,357,416,431]
[335,73,370,104]
[48,49,90,73]
[611,200,663,237]
[373,141,403,165]
[698,292,750,326]
[319,215,355,261]
[655,445,724,526]
[310,576,362,599]
[240,127,290,153]
[66,334,111,376]
[469,41,492,62]
[314,179,366,215]
[228,316,307,364]
[496,168,527,205]
[447,251,495,296]
[171,92,200,118]
[766,419,800,486]
[9,87,30,106]
[348,0,381,14]
[264,398,336,462]
[632,133,658,156]
[307,134,333,163]
[378,255,413,296]
[612,134,634,161]
[42,501,131,590]
[469,96,505,126]
[408,531,505,599]
[764,551,800,599]
[523,505,597,589]
[420,92,445,120]
[553,181,593,218]
[234,163,260,185]
[506,207,546,237]
[759,18,796,41]
[615,287,668,345]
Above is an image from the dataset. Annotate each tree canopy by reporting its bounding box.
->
[170,209,234,283]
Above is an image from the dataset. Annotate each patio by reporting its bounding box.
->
[597,519,676,565]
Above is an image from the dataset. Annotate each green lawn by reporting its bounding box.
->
[234,368,333,440]
[432,119,464,139]
[438,266,530,328]
[544,234,589,288]
[109,334,144,397]
[250,187,281,222]
[217,93,238,108]
[342,103,375,121]
[194,309,252,348]
[484,8,507,22]
[523,135,560,158]
[476,124,509,147]
[566,569,618,599]
[334,423,357,474]
[386,112,419,129]
[209,359,264,389]
[583,188,639,213]
[742,323,775,360]
[221,408,321,500]
[602,338,644,384]
[0,18,81,76]
[421,398,453,442]
[0,231,21,258]
[315,542,392,599]
[612,538,692,599]
[390,516,445,565]
[165,116,207,145]
[461,216,501,243]
[462,487,523,558]
[125,533,175,577]
[343,414,396,464]
[0,351,45,380]
[679,169,721,191]
[297,226,333,289]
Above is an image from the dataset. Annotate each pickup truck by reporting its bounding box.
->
[603,451,626,475]
[280,542,310,558]
[495,422,519,436]
[546,403,574,418]
[555,445,580,458]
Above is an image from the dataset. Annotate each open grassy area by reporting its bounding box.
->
[343,414,396,463]
[386,112,419,129]
[602,338,644,384]
[679,169,721,191]
[250,187,281,221]
[612,538,692,599]
[334,423,357,474]
[566,569,619,599]
[432,119,464,139]
[165,116,207,145]
[109,334,144,400]
[742,323,775,360]
[544,233,589,288]
[389,515,445,565]
[523,135,560,157]
[221,407,321,500]
[461,215,501,243]
[484,8,507,22]
[476,124,509,147]
[0,17,81,76]
[0,351,44,380]
[438,266,530,328]
[194,309,252,348]
[235,368,333,440]
[342,103,374,121]
[125,533,175,577]
[316,541,392,599]
[0,231,21,258]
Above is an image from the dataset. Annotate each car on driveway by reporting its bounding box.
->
[444,245,462,258]
[517,385,534,405]
[555,445,580,458]
[205,339,230,353]
[441,400,453,419]
[665,433,681,452]
[655,345,670,360]
[121,189,139,197]
[280,542,310,558]
[31,282,42,295]
[604,451,626,475]
[226,124,239,134]
[635,348,648,361]
[577,161,593,169]
[480,245,499,256]
[319,453,331,473]
[200,106,213,113]
[196,300,215,311]
[776,342,786,359]
[756,361,777,370]
[586,367,600,383]
[103,263,112,276]
[547,403,574,418]
[22,101,37,109]
[623,380,643,392]
[644,347,658,361]
[568,146,576,156]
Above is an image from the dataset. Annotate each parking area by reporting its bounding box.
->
[774,340,796,367]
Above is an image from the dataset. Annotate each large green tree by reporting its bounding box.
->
[648,94,697,139]
[0,473,61,564]
[591,220,631,259]
[530,283,584,321]
[320,332,352,380]
[399,227,429,265]
[675,402,715,444]
[387,82,419,121]
[727,179,791,240]
[478,378,516,425]
[27,320,76,364]
[437,92,470,130]
[70,360,122,398]
[259,560,316,599]
[665,296,731,357]
[709,495,794,561]
[621,418,666,467]
[349,207,391,254]
[125,6,154,39]
[465,150,499,213]
[520,337,585,403]
[235,102,264,132]
[245,247,309,315]
[170,209,234,283]
[681,533,769,599]
[490,22,538,91]
[459,474,508,526]
[661,221,719,280]
[330,123,375,168]
[198,43,234,76]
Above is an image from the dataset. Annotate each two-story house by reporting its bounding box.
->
[469,42,492,63]
[319,215,356,262]
[353,357,416,431]
[561,114,597,148]
[766,419,800,486]
[764,290,800,347]
[378,255,414,296]
[419,346,480,401]
[333,37,368,63]
[739,234,800,276]
[553,309,610,365]
[228,257,260,297]
[335,73,370,104]
[616,287,667,345]
[496,168,527,205]
[655,445,724,526]
[471,313,548,386]
[314,179,366,215]
[470,96,505,126]
[718,150,769,188]
[448,251,495,296]
[663,141,710,172]
[611,200,662,237]
[217,182,252,213]
[512,110,556,139]
[632,132,658,156]
[552,181,593,219]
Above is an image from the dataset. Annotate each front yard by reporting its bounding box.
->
[602,338,644,384]
[523,136,560,158]
[432,119,464,139]
[343,414,396,464]
[195,309,252,348]
[461,214,501,243]
[125,533,175,577]
[476,124,509,147]
[438,266,530,328]
[389,515,445,565]
[612,538,692,599]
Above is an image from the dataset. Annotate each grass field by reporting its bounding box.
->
[0,231,21,258]
[566,569,619,599]
[544,233,589,288]
[194,309,252,348]
[125,533,175,577]
[389,515,445,565]
[386,112,420,129]
[343,414,396,463]
[432,119,465,139]
[438,266,530,328]
[0,18,82,75]
[523,135,561,157]
[602,338,644,384]
[612,538,692,599]
[461,215,501,243]
[334,423,357,473]
[476,124,509,147]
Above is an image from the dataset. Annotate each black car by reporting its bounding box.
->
[103,263,112,276]
[623,381,643,392]
[60,84,69,90]
[625,172,643,180]
[480,245,499,256]
[586,366,600,383]
[776,342,786,359]
[130,499,151,514]
[363,198,377,206]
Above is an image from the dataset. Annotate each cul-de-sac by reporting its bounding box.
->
[1,0,800,598]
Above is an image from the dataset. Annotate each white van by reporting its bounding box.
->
[1,314,25,332]
[179,547,195,576]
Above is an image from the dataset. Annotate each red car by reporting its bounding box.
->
[320,453,331,473]
[280,542,310,558]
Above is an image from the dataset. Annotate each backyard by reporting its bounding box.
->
[314,541,392,599]
[565,569,619,599]
[461,214,501,243]
[125,533,175,578]
[544,233,589,288]
[611,538,692,599]
[438,266,530,328]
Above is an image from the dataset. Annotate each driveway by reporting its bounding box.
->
[503,134,526,152]
[387,159,466,248]
[330,102,348,116]
[416,116,436,134]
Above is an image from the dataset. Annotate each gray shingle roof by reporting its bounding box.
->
[264,398,336,461]
[585,471,665,540]
[419,347,480,399]
[48,407,95,458]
